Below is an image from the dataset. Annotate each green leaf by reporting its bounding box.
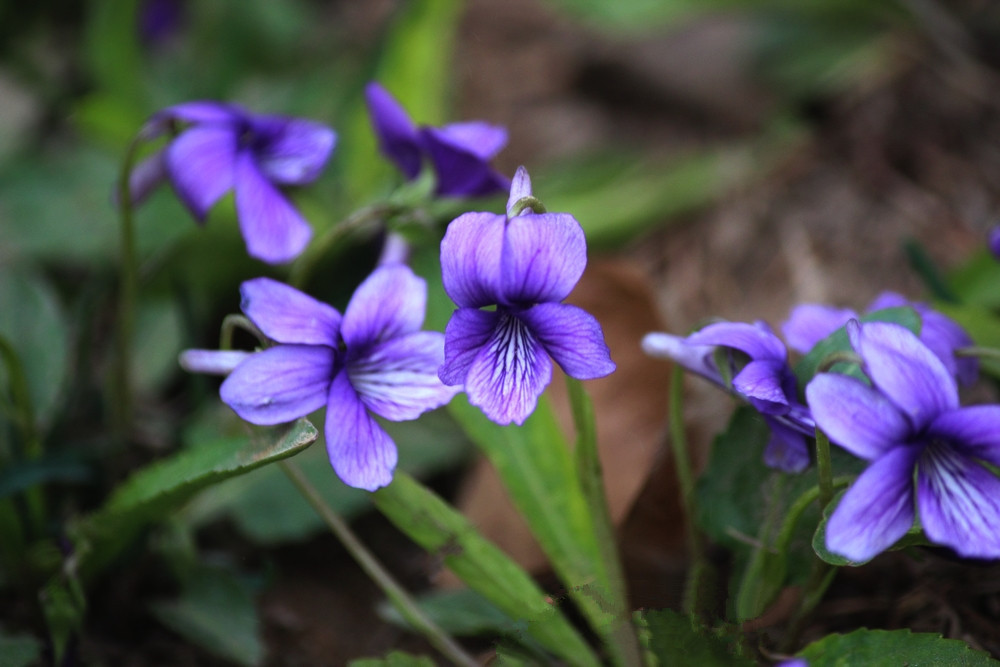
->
[73,419,317,580]
[949,249,1000,309]
[373,472,600,667]
[0,632,43,667]
[184,408,471,543]
[40,576,86,666]
[794,306,921,388]
[0,265,69,428]
[797,628,1000,666]
[642,609,753,666]
[378,588,523,638]
[149,564,264,667]
[132,298,185,393]
[349,652,436,667]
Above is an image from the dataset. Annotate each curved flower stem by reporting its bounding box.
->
[669,366,709,618]
[113,136,143,441]
[279,461,477,667]
[288,203,400,289]
[814,428,834,511]
[956,345,1000,361]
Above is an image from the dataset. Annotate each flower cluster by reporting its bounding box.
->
[642,321,813,472]
[807,320,1000,561]
[130,101,337,264]
[437,167,616,425]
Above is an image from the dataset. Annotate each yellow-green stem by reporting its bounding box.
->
[279,461,477,667]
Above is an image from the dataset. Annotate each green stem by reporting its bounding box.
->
[956,346,1000,362]
[814,428,834,511]
[219,314,265,351]
[669,366,708,617]
[289,203,398,289]
[113,136,143,441]
[566,377,642,667]
[0,335,45,533]
[279,461,477,667]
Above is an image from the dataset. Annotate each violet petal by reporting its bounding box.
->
[433,121,508,160]
[762,416,811,473]
[928,405,1000,469]
[341,264,425,349]
[641,332,720,384]
[325,370,397,491]
[506,165,533,217]
[501,212,586,305]
[825,445,918,562]
[465,312,552,426]
[220,345,335,425]
[440,212,506,308]
[733,359,789,413]
[438,308,500,386]
[179,349,250,376]
[518,302,615,380]
[234,150,312,263]
[127,149,169,207]
[687,321,786,363]
[806,372,909,460]
[421,126,510,197]
[250,115,337,186]
[239,277,341,346]
[781,303,856,355]
[165,124,237,220]
[364,82,423,180]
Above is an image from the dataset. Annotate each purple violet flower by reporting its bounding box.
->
[989,225,1000,260]
[782,291,977,386]
[642,321,814,472]
[129,101,336,264]
[364,82,510,198]
[184,265,459,490]
[806,320,1000,561]
[438,166,615,425]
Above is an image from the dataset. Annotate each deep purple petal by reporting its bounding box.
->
[439,308,500,386]
[781,303,856,355]
[179,349,251,375]
[421,126,510,197]
[219,345,335,424]
[825,445,919,562]
[239,277,341,346]
[851,321,958,429]
[917,445,1000,558]
[465,312,552,425]
[249,115,337,186]
[325,370,397,491]
[762,416,811,473]
[364,82,422,180]
[506,165,533,217]
[733,360,789,413]
[687,321,787,363]
[349,331,460,421]
[234,150,312,263]
[501,213,586,305]
[990,225,1000,259]
[641,332,720,384]
[806,373,910,460]
[440,212,505,308]
[341,264,425,349]
[928,406,1000,468]
[142,100,239,139]
[127,149,169,207]
[434,121,508,160]
[165,125,237,219]
[518,302,615,379]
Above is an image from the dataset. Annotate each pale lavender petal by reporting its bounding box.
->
[518,302,614,379]
[434,121,508,160]
[465,312,552,425]
[440,212,505,308]
[917,445,1000,558]
[641,332,720,384]
[687,321,787,363]
[825,445,919,562]
[781,303,856,355]
[421,126,510,197]
[506,165,533,217]
[439,308,499,386]
[501,213,586,305]
[733,359,788,413]
[179,349,250,375]
[349,331,460,421]
[851,321,958,429]
[239,277,341,346]
[220,345,335,424]
[234,150,312,263]
[127,149,168,206]
[377,232,410,266]
[364,82,422,179]
[762,416,811,473]
[165,124,237,220]
[928,406,1000,468]
[341,264,425,349]
[806,373,910,460]
[250,115,337,186]
[325,370,397,491]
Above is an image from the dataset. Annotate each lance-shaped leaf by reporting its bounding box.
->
[796,628,999,666]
